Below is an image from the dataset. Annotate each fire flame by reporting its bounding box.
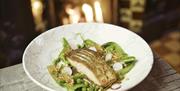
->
[64,1,103,24]
[82,3,94,22]
[65,7,81,24]
[31,0,45,31]
[94,1,103,22]
[31,0,43,17]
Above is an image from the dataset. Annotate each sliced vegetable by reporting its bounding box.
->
[105,52,113,61]
[61,66,73,76]
[111,83,121,90]
[89,47,97,51]
[113,62,123,71]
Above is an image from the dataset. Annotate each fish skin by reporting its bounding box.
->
[66,48,117,87]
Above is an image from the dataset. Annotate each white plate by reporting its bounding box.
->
[23,23,153,91]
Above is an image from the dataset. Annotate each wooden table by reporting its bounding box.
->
[0,55,180,91]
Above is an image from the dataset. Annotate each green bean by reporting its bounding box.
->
[73,73,85,80]
[57,80,66,86]
[98,87,104,91]
[83,39,103,51]
[118,74,125,80]
[77,44,84,49]
[119,61,136,75]
[76,33,85,41]
[94,86,99,91]
[82,87,87,91]
[76,78,83,84]
[89,86,94,91]
[53,57,61,66]
[67,86,74,91]
[47,65,65,86]
[122,56,136,63]
[83,39,96,48]
[84,81,89,87]
[92,84,96,87]
[58,38,72,65]
[102,42,127,59]
[87,87,90,91]
[53,75,67,87]
[73,84,85,90]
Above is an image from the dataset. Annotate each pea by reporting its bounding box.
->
[84,81,89,87]
[92,84,96,87]
[76,79,83,84]
[87,88,90,91]
[82,87,87,91]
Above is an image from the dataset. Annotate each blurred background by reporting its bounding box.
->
[0,0,179,72]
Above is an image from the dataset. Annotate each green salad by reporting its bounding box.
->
[48,35,136,91]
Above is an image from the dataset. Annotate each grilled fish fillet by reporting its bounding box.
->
[66,48,117,87]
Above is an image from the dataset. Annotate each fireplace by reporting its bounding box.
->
[30,0,148,33]
[30,0,119,31]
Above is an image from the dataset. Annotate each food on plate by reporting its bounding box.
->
[48,35,137,91]
[67,48,117,87]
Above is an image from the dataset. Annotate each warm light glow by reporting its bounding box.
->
[31,0,45,31]
[62,17,69,25]
[66,7,81,23]
[82,3,94,22]
[94,1,103,22]
[32,0,43,17]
